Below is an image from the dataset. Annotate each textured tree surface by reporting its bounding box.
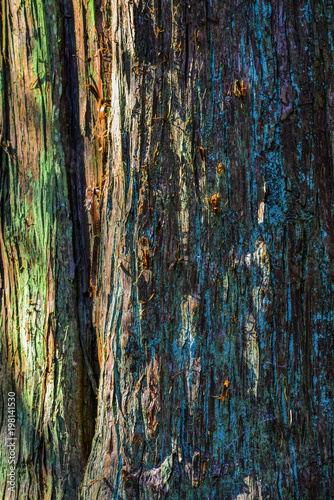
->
[1,0,334,499]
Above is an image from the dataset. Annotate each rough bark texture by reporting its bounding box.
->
[0,0,99,497]
[1,0,334,499]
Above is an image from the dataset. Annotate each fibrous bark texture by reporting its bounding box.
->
[1,0,334,499]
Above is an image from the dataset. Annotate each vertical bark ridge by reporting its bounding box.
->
[0,0,100,497]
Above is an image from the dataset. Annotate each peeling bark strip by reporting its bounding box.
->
[1,0,334,499]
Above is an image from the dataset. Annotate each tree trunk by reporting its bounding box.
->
[0,0,100,497]
[1,0,334,499]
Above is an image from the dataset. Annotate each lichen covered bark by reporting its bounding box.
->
[0,0,100,497]
[82,1,334,498]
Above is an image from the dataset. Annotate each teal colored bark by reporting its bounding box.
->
[83,1,334,498]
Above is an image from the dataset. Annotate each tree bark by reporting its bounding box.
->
[0,0,100,497]
[1,0,334,499]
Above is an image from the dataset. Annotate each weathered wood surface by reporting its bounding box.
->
[1,0,334,498]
